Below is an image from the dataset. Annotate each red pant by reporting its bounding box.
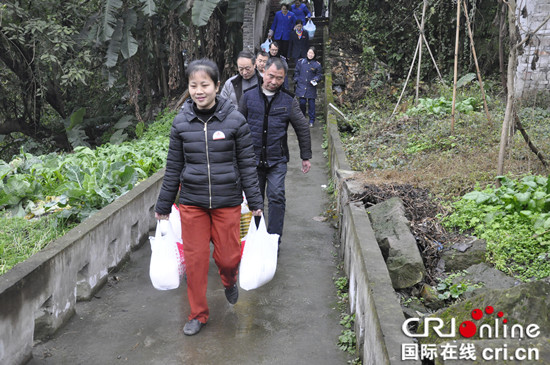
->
[179,204,241,323]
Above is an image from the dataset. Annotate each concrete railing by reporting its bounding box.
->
[0,169,165,365]
[325,106,420,364]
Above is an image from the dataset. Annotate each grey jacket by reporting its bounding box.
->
[220,71,261,107]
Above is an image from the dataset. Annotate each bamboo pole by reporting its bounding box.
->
[390,36,421,118]
[413,13,443,82]
[451,0,461,134]
[415,0,428,105]
[461,0,492,125]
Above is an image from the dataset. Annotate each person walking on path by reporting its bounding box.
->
[288,19,310,65]
[220,51,261,107]
[155,59,263,336]
[312,0,324,17]
[255,50,269,77]
[267,42,289,90]
[291,0,311,24]
[238,57,311,246]
[268,3,296,58]
[294,47,322,127]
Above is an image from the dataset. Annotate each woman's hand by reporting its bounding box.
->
[251,209,262,217]
[155,212,169,220]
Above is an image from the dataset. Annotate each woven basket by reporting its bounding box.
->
[240,211,253,239]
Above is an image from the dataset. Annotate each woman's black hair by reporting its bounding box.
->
[296,19,303,25]
[186,58,220,85]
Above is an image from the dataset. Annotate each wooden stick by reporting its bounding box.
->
[515,112,548,167]
[415,0,428,105]
[451,0,461,135]
[390,36,421,118]
[462,0,492,125]
[413,13,443,82]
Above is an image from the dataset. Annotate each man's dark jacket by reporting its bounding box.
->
[239,85,312,168]
[155,97,263,214]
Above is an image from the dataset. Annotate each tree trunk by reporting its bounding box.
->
[451,0,461,134]
[498,1,508,93]
[497,0,518,177]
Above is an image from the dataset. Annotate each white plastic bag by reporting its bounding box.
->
[239,215,279,291]
[168,204,186,277]
[260,38,272,53]
[303,19,316,38]
[149,219,181,290]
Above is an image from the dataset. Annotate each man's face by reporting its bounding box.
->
[281,5,288,15]
[262,64,285,92]
[269,44,279,57]
[255,55,268,73]
[237,57,255,80]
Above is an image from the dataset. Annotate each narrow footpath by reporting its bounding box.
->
[29,123,349,365]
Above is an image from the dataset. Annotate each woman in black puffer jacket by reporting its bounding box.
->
[155,59,262,336]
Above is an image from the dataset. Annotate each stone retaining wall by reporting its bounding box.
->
[326,114,420,364]
[0,170,165,365]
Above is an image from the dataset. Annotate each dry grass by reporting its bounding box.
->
[340,112,550,202]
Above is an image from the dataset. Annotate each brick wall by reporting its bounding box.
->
[515,0,550,97]
[242,0,271,53]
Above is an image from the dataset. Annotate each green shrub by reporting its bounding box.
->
[443,175,550,280]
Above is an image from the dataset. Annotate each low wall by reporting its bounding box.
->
[326,110,420,364]
[0,169,165,365]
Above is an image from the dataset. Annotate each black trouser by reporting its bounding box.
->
[313,0,323,17]
[277,40,290,58]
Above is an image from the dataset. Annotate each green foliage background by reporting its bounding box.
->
[334,0,501,80]
[0,110,175,275]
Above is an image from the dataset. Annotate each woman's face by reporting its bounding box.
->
[296,23,303,31]
[188,70,219,110]
[307,49,315,60]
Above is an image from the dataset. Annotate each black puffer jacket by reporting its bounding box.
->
[155,97,263,214]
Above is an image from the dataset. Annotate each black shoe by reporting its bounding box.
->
[183,319,205,336]
[225,284,239,304]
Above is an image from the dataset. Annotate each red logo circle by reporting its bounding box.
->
[459,321,477,338]
[471,308,483,320]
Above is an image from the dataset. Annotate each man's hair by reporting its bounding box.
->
[265,57,288,76]
[270,41,279,50]
[281,3,288,10]
[186,58,219,85]
[256,50,269,59]
[237,50,256,65]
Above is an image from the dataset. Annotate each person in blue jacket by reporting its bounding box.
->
[294,46,322,127]
[288,19,310,64]
[291,0,311,24]
[268,3,296,58]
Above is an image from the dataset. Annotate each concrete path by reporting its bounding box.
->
[29,124,349,365]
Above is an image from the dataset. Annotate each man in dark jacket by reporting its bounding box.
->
[239,57,312,245]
